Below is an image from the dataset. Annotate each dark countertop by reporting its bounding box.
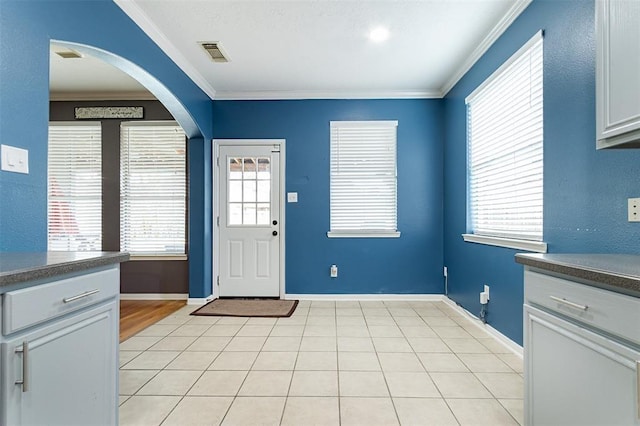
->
[516,253,640,298]
[0,252,129,287]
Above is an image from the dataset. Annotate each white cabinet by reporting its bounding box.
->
[0,266,120,425]
[596,0,640,149]
[525,305,639,425]
[523,270,640,425]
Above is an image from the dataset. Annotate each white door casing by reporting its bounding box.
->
[214,141,285,298]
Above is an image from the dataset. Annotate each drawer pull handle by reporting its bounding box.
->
[549,296,588,311]
[63,289,100,303]
[15,340,29,392]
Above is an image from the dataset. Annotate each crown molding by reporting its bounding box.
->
[116,0,530,102]
[114,0,217,100]
[214,89,443,101]
[49,91,157,101]
[439,0,533,97]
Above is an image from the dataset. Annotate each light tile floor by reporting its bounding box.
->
[119,300,524,426]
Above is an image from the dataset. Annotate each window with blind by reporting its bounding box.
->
[120,121,186,256]
[48,122,102,251]
[464,31,545,251]
[328,120,399,238]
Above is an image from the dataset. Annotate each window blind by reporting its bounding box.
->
[47,122,102,251]
[466,31,543,241]
[330,120,398,234]
[120,122,186,255]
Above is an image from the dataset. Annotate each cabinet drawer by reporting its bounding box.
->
[524,270,640,346]
[3,267,119,335]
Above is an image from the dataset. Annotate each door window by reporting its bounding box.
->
[228,157,271,226]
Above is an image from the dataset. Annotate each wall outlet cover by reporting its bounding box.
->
[628,198,640,222]
[330,264,338,278]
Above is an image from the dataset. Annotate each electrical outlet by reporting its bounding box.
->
[443,266,448,277]
[484,284,490,300]
[628,198,640,222]
[330,264,338,278]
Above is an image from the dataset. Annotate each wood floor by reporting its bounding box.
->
[120,299,187,342]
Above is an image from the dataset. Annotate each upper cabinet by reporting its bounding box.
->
[596,0,640,149]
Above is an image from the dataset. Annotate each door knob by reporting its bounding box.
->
[272,220,278,225]
[272,231,278,236]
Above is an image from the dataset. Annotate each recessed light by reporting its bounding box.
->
[369,26,390,43]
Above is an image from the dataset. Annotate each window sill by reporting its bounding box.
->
[462,234,547,253]
[128,255,188,261]
[327,231,401,239]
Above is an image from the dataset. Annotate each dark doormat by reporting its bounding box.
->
[190,298,299,318]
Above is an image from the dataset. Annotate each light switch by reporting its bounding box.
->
[1,145,29,174]
[287,192,298,203]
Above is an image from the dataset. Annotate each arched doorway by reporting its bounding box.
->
[48,40,211,302]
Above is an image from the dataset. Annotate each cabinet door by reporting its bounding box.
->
[1,302,117,426]
[596,0,640,148]
[524,305,640,425]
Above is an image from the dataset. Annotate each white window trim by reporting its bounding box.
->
[329,120,399,237]
[327,231,401,238]
[120,120,187,256]
[466,30,543,103]
[465,30,546,249]
[47,121,102,252]
[462,233,547,253]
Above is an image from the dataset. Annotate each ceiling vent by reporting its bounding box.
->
[200,42,229,63]
[54,49,83,59]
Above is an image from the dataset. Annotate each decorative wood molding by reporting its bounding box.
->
[74,106,144,119]
[113,0,217,100]
[440,0,533,96]
[50,91,157,101]
[214,89,442,100]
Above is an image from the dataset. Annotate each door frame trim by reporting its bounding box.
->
[212,139,286,299]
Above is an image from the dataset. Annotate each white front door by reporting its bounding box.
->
[218,144,281,297]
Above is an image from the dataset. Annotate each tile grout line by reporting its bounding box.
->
[221,318,276,424]
[150,314,222,425]
[437,302,523,425]
[431,303,466,426]
[278,305,309,425]
[195,316,249,426]
[382,303,415,425]
[119,301,522,425]
[410,302,470,425]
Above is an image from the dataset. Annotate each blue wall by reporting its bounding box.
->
[443,0,640,344]
[4,0,637,343]
[213,100,444,294]
[0,0,213,298]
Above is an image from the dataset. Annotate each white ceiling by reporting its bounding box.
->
[49,43,152,100]
[51,0,531,100]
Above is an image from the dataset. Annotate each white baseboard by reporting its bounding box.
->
[120,293,188,300]
[187,295,215,305]
[284,294,446,301]
[442,297,523,357]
